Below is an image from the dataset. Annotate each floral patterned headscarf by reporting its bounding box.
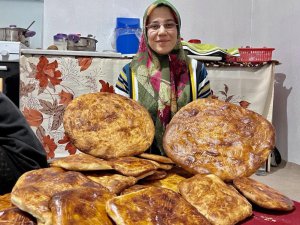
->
[131,0,191,155]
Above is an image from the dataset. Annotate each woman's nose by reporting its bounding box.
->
[157,25,167,34]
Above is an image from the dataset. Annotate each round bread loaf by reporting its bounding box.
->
[63,92,155,159]
[163,98,275,181]
[233,177,294,211]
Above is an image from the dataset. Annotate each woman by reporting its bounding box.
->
[0,93,48,194]
[115,0,211,155]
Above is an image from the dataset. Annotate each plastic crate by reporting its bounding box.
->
[226,47,275,63]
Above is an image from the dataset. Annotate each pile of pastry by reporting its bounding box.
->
[0,93,294,225]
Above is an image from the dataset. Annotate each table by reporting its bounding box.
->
[242,201,300,225]
[19,51,275,159]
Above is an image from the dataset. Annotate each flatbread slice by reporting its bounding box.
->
[0,193,14,211]
[233,177,294,211]
[140,173,186,193]
[109,157,158,178]
[50,153,112,171]
[0,207,37,225]
[163,98,275,181]
[11,167,108,225]
[138,153,174,164]
[85,172,137,194]
[106,186,211,225]
[179,174,252,225]
[145,159,173,170]
[49,187,115,225]
[142,170,168,181]
[63,92,155,159]
[120,185,150,195]
[0,193,37,224]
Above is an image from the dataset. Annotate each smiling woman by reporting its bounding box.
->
[115,0,211,156]
[146,6,178,55]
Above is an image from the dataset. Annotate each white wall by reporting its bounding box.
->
[42,0,253,51]
[1,0,300,164]
[0,0,44,49]
[250,0,300,163]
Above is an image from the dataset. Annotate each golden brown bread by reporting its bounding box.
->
[233,177,294,211]
[0,193,37,224]
[106,186,211,225]
[109,156,158,178]
[0,207,37,225]
[140,173,186,193]
[138,153,174,164]
[85,172,137,194]
[179,174,252,225]
[144,159,173,170]
[120,185,150,195]
[142,170,168,181]
[11,167,108,225]
[49,187,115,225]
[163,98,275,181]
[0,193,14,211]
[50,153,112,171]
[63,92,155,159]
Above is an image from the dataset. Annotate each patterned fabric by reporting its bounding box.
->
[116,60,211,99]
[115,1,211,155]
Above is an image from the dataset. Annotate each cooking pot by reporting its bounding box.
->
[67,34,97,51]
[0,25,36,47]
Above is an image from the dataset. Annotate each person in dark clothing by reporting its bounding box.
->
[0,93,48,194]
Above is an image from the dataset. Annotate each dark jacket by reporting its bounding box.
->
[0,93,48,194]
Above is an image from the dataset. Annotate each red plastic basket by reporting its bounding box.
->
[226,47,275,63]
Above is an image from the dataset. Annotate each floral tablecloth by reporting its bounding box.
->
[19,54,275,159]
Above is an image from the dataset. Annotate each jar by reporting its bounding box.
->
[115,18,141,54]
[53,33,67,50]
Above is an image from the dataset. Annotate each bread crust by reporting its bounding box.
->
[233,177,294,211]
[50,153,112,171]
[109,156,158,178]
[11,167,107,225]
[179,174,252,225]
[163,98,275,181]
[106,186,211,225]
[49,187,115,225]
[86,173,137,194]
[138,153,174,164]
[63,92,155,159]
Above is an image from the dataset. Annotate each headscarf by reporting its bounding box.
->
[131,0,192,155]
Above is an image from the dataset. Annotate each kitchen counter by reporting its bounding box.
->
[21,48,135,58]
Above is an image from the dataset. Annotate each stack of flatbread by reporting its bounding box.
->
[2,94,295,225]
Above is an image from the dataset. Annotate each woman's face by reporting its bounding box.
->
[146,6,178,55]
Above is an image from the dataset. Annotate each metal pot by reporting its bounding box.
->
[0,25,36,47]
[67,34,97,51]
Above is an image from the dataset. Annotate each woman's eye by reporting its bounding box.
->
[150,24,160,30]
[165,23,176,29]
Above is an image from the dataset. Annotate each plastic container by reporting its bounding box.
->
[53,33,68,50]
[115,17,141,54]
[226,47,275,63]
[238,47,275,62]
